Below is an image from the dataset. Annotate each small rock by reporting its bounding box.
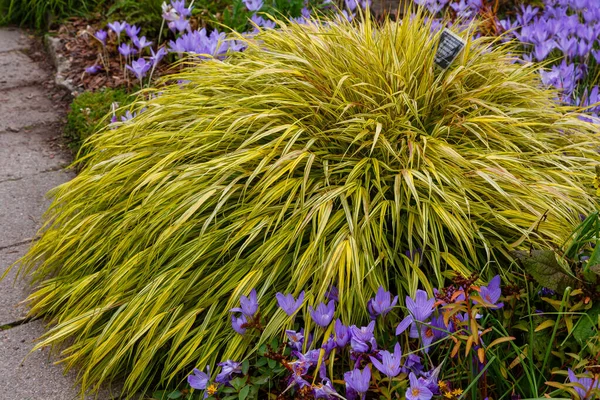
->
[6,126,20,132]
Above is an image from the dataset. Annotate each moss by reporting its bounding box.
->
[64,87,133,157]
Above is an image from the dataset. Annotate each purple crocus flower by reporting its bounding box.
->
[150,47,168,67]
[276,291,304,316]
[243,0,263,11]
[229,288,259,317]
[476,275,504,309]
[231,314,247,335]
[309,301,335,327]
[188,366,210,390]
[350,321,376,353]
[171,0,192,16]
[334,319,351,348]
[313,378,338,399]
[369,342,402,377]
[215,360,242,384]
[396,290,436,337]
[286,329,304,351]
[133,36,152,51]
[250,15,276,29]
[568,369,600,399]
[325,286,339,302]
[344,366,371,399]
[125,24,141,39]
[406,372,433,400]
[107,21,127,38]
[367,286,398,319]
[169,16,190,33]
[94,29,107,45]
[85,64,102,74]
[118,43,137,57]
[126,58,151,80]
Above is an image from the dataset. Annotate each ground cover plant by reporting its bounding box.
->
[173,267,600,400]
[13,9,600,397]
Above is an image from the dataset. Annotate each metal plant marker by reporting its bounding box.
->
[434,28,466,69]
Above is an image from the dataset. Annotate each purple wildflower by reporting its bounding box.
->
[309,301,335,327]
[85,64,102,74]
[476,275,504,309]
[125,24,141,39]
[169,16,190,33]
[396,290,436,337]
[150,47,168,67]
[133,36,152,51]
[367,286,398,319]
[107,21,127,38]
[188,366,210,390]
[350,321,377,353]
[231,314,247,335]
[243,0,263,11]
[325,286,339,302]
[94,30,107,45]
[286,329,304,351]
[568,369,600,399]
[229,288,259,317]
[215,360,242,384]
[406,372,433,400]
[369,342,402,377]
[276,291,304,316]
[334,319,351,348]
[118,43,137,57]
[344,366,371,399]
[313,378,338,399]
[126,58,151,80]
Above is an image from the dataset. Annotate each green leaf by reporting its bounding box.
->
[241,359,250,375]
[255,358,267,367]
[251,375,270,385]
[167,391,183,399]
[239,385,250,400]
[153,391,167,400]
[230,377,246,391]
[267,359,277,369]
[511,250,577,292]
[573,304,600,345]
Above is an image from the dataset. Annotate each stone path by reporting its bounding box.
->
[0,28,123,400]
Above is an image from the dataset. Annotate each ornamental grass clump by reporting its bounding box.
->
[15,12,600,396]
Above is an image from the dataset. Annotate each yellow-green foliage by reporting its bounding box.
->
[15,12,600,396]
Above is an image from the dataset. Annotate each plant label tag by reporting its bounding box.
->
[434,29,465,69]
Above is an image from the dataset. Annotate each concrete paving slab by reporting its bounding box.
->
[0,86,61,132]
[0,126,71,181]
[0,244,30,326]
[0,51,47,90]
[0,28,29,53]
[0,170,73,248]
[0,321,125,400]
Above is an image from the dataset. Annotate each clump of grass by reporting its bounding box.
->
[14,12,600,396]
[0,0,107,29]
[64,88,133,157]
